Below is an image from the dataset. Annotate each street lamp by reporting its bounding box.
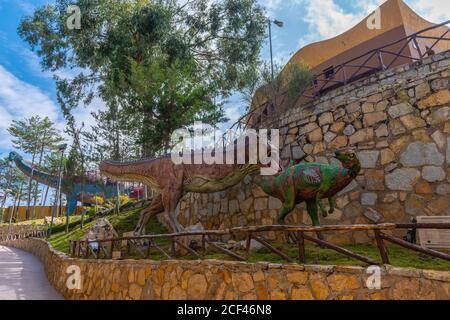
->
[268,19,284,81]
[48,143,67,236]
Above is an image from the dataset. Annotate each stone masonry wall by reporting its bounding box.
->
[0,224,46,238]
[2,238,449,300]
[177,50,450,244]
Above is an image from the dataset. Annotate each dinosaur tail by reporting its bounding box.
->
[184,164,260,193]
[253,175,274,195]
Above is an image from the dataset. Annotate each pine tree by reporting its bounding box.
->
[8,116,64,220]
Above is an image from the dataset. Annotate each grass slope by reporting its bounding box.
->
[47,206,450,271]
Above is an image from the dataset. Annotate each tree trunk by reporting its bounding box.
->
[11,196,18,224]
[40,166,56,222]
[25,152,36,220]
[40,184,50,220]
[13,180,25,222]
[9,189,20,226]
[31,145,45,219]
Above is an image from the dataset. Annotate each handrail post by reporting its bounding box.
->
[297,231,306,263]
[110,240,114,259]
[146,240,152,258]
[201,235,206,252]
[374,230,390,265]
[412,36,423,63]
[245,232,252,259]
[376,49,386,71]
[171,238,177,258]
[342,65,347,85]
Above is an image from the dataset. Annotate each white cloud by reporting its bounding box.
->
[296,0,449,48]
[72,95,107,131]
[298,0,385,42]
[409,0,450,23]
[0,65,104,154]
[0,66,59,135]
[0,67,60,151]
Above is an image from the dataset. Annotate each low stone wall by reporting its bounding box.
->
[2,238,449,300]
[177,50,450,244]
[0,225,46,238]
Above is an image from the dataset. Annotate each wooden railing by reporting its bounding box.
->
[220,20,450,145]
[69,222,450,265]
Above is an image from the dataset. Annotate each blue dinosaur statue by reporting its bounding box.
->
[8,151,117,216]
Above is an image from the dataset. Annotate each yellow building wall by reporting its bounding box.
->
[1,206,82,223]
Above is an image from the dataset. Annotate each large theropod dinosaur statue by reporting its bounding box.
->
[100,132,280,233]
[9,151,117,216]
[254,150,361,226]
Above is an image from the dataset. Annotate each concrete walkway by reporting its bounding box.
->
[0,245,63,300]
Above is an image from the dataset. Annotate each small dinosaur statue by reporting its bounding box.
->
[9,151,117,216]
[253,150,361,226]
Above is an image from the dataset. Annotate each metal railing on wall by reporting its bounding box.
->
[220,20,450,147]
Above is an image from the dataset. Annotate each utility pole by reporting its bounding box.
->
[267,18,284,118]
[268,19,284,82]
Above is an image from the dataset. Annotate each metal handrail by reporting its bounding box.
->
[223,20,450,144]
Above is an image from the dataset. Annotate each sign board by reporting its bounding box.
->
[417,216,450,250]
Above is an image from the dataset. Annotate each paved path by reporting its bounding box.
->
[0,245,63,300]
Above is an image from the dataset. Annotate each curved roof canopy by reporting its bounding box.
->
[251,0,449,110]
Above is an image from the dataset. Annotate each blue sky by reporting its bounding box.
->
[0,0,449,160]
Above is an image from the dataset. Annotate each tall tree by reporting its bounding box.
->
[0,157,13,223]
[18,0,267,157]
[8,116,64,220]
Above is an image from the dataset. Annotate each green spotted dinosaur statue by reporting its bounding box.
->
[254,150,361,226]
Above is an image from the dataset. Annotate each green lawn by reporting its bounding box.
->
[46,207,450,271]
[48,208,169,253]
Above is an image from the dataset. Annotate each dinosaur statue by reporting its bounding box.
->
[9,151,117,216]
[254,150,361,226]
[100,133,280,234]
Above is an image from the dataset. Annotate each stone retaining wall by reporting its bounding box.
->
[177,50,450,244]
[0,224,46,238]
[2,238,449,300]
